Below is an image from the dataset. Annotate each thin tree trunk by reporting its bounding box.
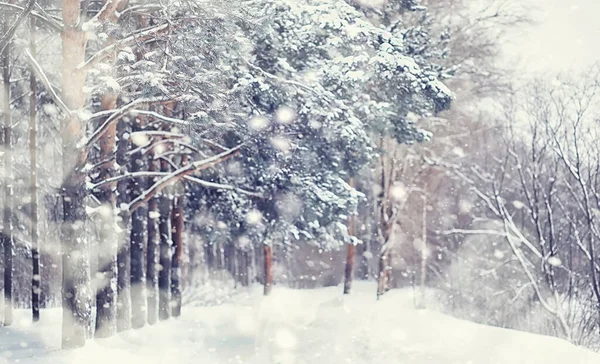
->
[233,248,239,288]
[94,94,118,338]
[244,250,251,287]
[61,0,91,345]
[171,195,184,317]
[238,250,246,287]
[1,16,13,327]
[343,245,355,295]
[158,159,172,321]
[247,250,253,286]
[116,120,131,332]
[224,243,233,276]
[376,144,395,300]
[343,178,356,295]
[130,116,147,329]
[376,252,387,299]
[263,244,272,296]
[376,224,394,299]
[29,17,40,323]
[146,153,159,325]
[418,194,427,309]
[215,241,223,271]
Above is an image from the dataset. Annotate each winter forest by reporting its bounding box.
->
[1,0,600,362]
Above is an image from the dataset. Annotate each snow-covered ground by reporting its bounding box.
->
[0,282,598,363]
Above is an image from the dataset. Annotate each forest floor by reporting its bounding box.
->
[0,282,598,363]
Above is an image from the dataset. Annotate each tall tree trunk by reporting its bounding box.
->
[375,141,396,300]
[215,241,223,271]
[242,250,250,287]
[116,120,131,332]
[263,244,272,296]
[158,158,172,321]
[171,195,184,317]
[130,116,147,329]
[224,243,233,276]
[232,247,238,287]
[205,241,214,278]
[61,0,91,347]
[1,17,13,327]
[418,193,427,309]
[376,222,394,300]
[343,245,355,295]
[146,153,160,325]
[376,237,393,299]
[95,0,126,335]
[343,178,356,295]
[94,94,118,338]
[29,17,40,323]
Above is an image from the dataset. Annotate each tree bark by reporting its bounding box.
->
[116,120,131,332]
[95,0,126,335]
[146,153,160,325]
[377,248,393,299]
[94,94,118,338]
[343,245,355,295]
[130,116,147,329]
[1,17,13,327]
[418,194,427,309]
[158,159,172,321]
[171,195,184,317]
[29,17,40,323]
[61,0,91,348]
[343,178,356,295]
[205,241,214,278]
[263,244,272,296]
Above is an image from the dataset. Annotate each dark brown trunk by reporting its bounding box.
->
[1,16,13,327]
[29,17,40,323]
[343,245,355,295]
[158,158,172,321]
[263,245,272,296]
[94,94,118,338]
[146,154,159,325]
[116,120,131,332]
[130,116,147,329]
[343,179,357,295]
[93,0,125,336]
[170,196,184,317]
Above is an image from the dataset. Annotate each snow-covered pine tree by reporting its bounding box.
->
[217,0,453,295]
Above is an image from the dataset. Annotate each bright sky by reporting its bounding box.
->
[504,0,600,72]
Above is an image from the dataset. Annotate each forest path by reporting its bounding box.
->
[0,282,598,363]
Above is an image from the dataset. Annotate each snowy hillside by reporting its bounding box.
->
[0,283,597,364]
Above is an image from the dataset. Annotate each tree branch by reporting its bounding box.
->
[78,23,170,71]
[23,48,70,115]
[124,144,243,214]
[82,96,170,150]
[0,2,62,32]
[0,0,36,55]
